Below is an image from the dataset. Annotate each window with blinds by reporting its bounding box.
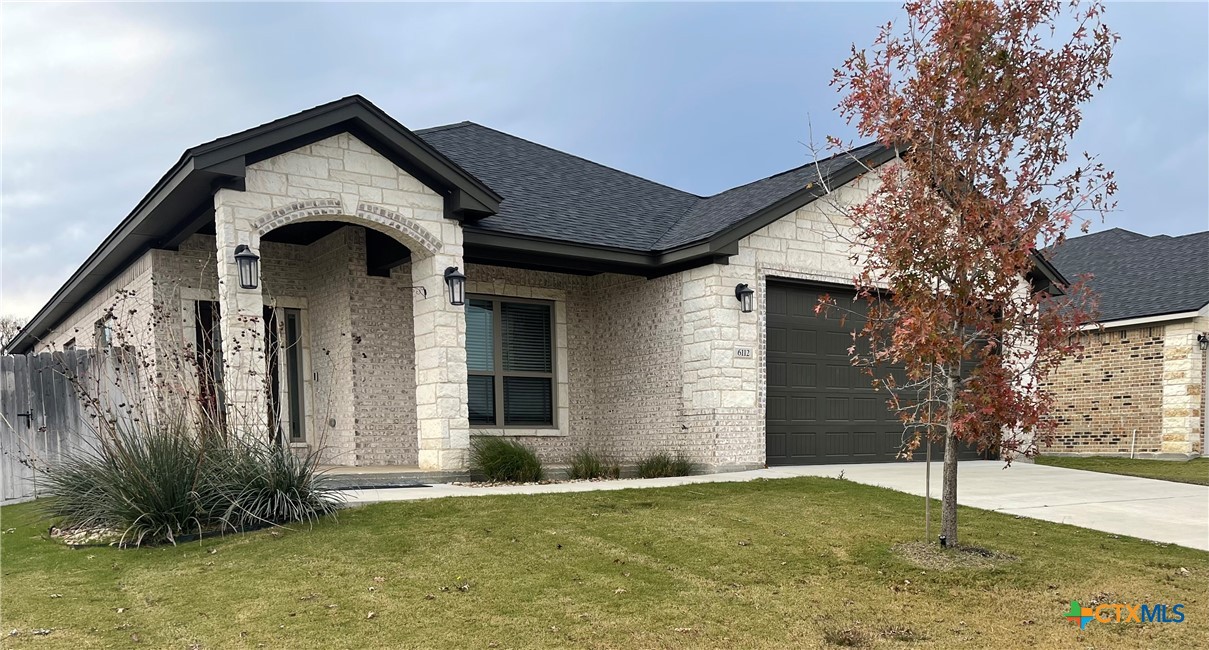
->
[466,296,555,427]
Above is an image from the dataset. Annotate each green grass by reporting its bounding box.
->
[1036,455,1209,486]
[2,477,1207,648]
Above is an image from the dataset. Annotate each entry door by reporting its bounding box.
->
[193,301,307,445]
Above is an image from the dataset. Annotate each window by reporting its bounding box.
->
[94,316,114,349]
[466,296,554,427]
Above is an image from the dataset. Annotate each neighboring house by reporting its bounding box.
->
[10,96,1052,472]
[1044,228,1209,458]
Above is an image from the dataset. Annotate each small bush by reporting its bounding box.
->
[567,448,620,480]
[470,437,544,482]
[41,422,341,546]
[636,451,698,478]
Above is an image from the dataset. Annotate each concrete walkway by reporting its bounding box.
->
[337,460,1209,551]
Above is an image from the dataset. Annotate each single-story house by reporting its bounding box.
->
[1044,228,1208,458]
[11,96,1054,472]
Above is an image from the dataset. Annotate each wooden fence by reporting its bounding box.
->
[0,349,126,503]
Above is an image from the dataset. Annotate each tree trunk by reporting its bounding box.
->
[941,426,959,546]
[941,371,959,546]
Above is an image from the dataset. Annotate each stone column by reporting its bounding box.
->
[412,249,470,470]
[214,194,269,440]
[1161,321,1203,456]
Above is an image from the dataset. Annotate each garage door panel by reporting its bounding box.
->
[767,395,786,421]
[768,326,787,353]
[788,363,817,389]
[768,362,786,387]
[852,431,878,456]
[826,397,848,420]
[790,396,816,420]
[853,397,879,420]
[823,431,850,458]
[766,281,989,466]
[789,329,816,354]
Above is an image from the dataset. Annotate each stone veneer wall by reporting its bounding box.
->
[671,173,879,469]
[587,273,695,463]
[1044,325,1166,455]
[37,250,156,354]
[348,233,418,466]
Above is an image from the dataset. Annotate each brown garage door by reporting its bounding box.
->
[765,281,987,466]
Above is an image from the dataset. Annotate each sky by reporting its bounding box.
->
[2,1,1207,321]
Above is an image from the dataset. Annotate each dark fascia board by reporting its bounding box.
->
[462,228,729,278]
[1027,249,1068,296]
[10,96,502,354]
[668,144,901,260]
[7,156,225,353]
[190,96,501,216]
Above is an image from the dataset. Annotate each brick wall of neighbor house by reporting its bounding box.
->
[1043,313,1207,457]
[1044,326,1167,455]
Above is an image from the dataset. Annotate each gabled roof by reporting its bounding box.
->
[418,123,893,255]
[12,96,893,353]
[1046,228,1209,323]
[10,96,502,354]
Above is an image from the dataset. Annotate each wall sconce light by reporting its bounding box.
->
[444,266,466,306]
[234,244,260,290]
[1198,333,1208,352]
[734,283,755,314]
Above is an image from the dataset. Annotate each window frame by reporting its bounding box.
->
[466,293,557,429]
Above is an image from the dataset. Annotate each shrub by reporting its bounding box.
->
[567,448,620,480]
[41,422,341,546]
[203,439,341,532]
[636,451,698,479]
[470,437,544,482]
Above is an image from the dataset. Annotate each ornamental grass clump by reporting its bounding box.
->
[636,451,698,478]
[470,437,544,483]
[41,420,341,547]
[567,448,621,480]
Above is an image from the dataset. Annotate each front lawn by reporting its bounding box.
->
[1036,455,1209,486]
[2,477,1206,648]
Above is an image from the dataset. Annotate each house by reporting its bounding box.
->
[11,95,1036,473]
[1044,228,1208,458]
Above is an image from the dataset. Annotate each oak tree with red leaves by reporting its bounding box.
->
[821,0,1117,545]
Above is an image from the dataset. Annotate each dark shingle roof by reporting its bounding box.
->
[1046,228,1209,322]
[653,142,885,250]
[418,122,885,252]
[416,122,699,250]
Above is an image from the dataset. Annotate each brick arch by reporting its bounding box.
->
[251,199,443,256]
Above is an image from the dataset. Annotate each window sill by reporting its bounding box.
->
[470,427,564,438]
[288,442,309,449]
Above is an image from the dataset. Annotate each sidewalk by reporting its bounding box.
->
[337,460,1209,551]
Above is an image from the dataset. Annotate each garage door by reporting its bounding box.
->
[765,281,987,466]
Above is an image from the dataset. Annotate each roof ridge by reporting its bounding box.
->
[425,121,703,200]
[649,141,884,250]
[700,141,883,200]
[413,121,475,136]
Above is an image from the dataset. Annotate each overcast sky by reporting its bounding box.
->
[2,2,1206,320]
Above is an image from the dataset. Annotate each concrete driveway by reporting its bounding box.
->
[777,460,1209,551]
[339,460,1209,551]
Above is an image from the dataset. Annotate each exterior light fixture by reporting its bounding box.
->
[234,244,260,290]
[444,266,466,306]
[735,283,755,313]
[1199,333,1208,352]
